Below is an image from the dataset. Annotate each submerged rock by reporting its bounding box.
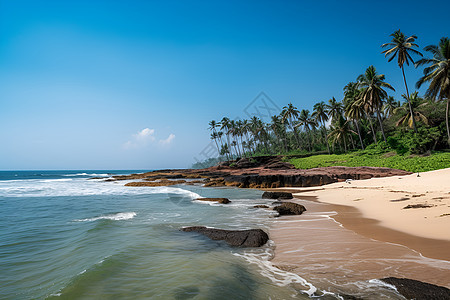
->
[181,226,269,247]
[262,191,293,199]
[273,202,306,215]
[380,277,450,300]
[195,198,230,204]
[253,205,269,209]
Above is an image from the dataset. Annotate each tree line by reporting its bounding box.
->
[208,31,450,161]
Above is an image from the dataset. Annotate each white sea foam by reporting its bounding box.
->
[63,173,110,177]
[233,241,319,297]
[0,178,201,198]
[74,212,137,222]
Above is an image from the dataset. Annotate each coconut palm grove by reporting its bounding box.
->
[198,31,450,171]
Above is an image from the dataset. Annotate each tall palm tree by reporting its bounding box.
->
[383,96,401,118]
[416,37,450,144]
[394,92,429,128]
[382,29,422,132]
[327,115,355,152]
[297,109,317,151]
[281,103,301,146]
[345,97,365,149]
[357,65,395,142]
[210,132,220,155]
[326,97,343,122]
[208,120,223,156]
[312,101,330,153]
[271,115,287,153]
[220,117,234,158]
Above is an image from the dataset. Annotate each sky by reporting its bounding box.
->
[1,0,449,170]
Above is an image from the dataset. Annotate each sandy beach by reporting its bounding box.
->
[270,167,450,292]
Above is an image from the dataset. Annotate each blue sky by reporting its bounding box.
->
[1,0,449,170]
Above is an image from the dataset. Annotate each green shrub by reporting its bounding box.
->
[288,150,450,173]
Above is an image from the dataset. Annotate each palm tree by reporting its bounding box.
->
[297,109,317,151]
[281,103,301,146]
[326,97,343,122]
[312,101,330,153]
[345,98,365,149]
[210,132,220,155]
[208,120,223,156]
[383,96,401,118]
[416,37,450,144]
[220,117,234,159]
[270,115,287,153]
[382,29,422,132]
[394,92,429,128]
[327,115,355,152]
[357,65,395,142]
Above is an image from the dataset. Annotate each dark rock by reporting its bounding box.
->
[403,204,434,209]
[272,201,283,205]
[253,205,269,209]
[262,191,293,200]
[181,226,269,247]
[274,202,306,215]
[380,277,450,300]
[195,198,231,204]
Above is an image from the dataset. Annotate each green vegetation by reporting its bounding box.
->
[203,31,450,171]
[287,148,450,173]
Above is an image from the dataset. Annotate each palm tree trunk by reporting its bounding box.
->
[212,138,220,156]
[322,124,330,154]
[354,120,364,150]
[376,109,387,142]
[402,65,418,133]
[343,135,347,152]
[307,128,312,152]
[234,143,241,158]
[365,112,377,144]
[349,133,355,149]
[226,134,233,159]
[446,98,450,146]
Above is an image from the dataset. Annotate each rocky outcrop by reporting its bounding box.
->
[274,202,306,215]
[181,226,269,247]
[195,198,231,204]
[262,191,293,199]
[380,277,450,300]
[113,156,412,189]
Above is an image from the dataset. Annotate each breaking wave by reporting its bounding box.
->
[74,212,137,222]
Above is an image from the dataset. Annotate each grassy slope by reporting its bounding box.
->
[287,151,450,173]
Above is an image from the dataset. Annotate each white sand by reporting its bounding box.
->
[291,167,450,241]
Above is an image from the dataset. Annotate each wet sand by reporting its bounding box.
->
[270,199,450,294]
[269,169,450,292]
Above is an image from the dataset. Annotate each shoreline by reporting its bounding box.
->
[108,163,450,292]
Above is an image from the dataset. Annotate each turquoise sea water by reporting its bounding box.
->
[1,171,317,299]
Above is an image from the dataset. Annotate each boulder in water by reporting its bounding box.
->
[274,202,306,215]
[181,226,269,247]
[195,198,230,204]
[262,191,293,199]
[380,277,450,300]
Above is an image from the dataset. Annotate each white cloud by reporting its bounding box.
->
[123,128,175,149]
[135,128,155,141]
[123,128,155,149]
[159,133,175,145]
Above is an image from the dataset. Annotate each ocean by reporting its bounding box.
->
[0,171,316,299]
